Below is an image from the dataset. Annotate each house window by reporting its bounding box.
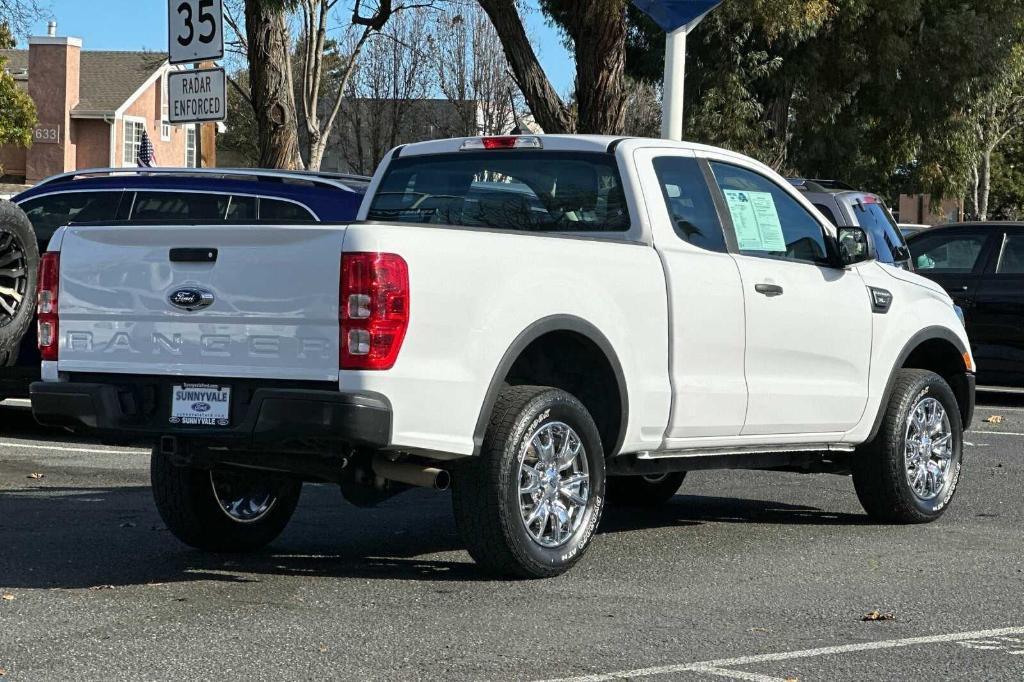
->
[160,73,171,141]
[185,126,197,168]
[123,118,146,166]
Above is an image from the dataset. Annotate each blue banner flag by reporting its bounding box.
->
[631,0,724,32]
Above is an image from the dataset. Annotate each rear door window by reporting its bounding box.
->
[129,192,258,222]
[19,191,123,240]
[131,192,225,221]
[910,232,990,273]
[259,198,316,222]
[996,233,1024,275]
[367,151,630,232]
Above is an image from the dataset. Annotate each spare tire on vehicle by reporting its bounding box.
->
[0,201,38,366]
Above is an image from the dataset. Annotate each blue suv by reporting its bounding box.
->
[1,167,369,397]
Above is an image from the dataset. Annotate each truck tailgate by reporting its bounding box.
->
[56,224,346,381]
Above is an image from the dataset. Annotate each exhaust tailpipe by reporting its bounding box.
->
[372,455,450,491]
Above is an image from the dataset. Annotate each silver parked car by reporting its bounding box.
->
[788,178,912,269]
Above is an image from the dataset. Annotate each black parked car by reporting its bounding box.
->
[907,222,1024,387]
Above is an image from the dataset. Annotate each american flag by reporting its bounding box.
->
[137,128,158,167]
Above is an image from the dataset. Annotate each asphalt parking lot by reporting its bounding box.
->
[1,392,1023,681]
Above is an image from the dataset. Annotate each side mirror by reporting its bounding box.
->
[836,226,875,267]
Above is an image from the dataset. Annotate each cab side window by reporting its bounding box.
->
[652,156,726,253]
[710,162,831,266]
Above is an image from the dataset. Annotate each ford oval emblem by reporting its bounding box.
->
[191,402,211,412]
[169,287,214,311]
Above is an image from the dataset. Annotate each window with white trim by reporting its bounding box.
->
[160,74,171,141]
[123,118,146,166]
[185,126,197,168]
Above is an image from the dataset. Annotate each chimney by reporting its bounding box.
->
[25,28,82,183]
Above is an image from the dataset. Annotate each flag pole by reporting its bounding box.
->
[661,26,687,141]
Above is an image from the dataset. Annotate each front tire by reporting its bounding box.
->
[151,447,302,552]
[852,369,963,524]
[452,386,606,578]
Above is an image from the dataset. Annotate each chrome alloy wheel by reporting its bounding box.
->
[904,397,955,501]
[518,421,590,548]
[0,231,27,326]
[209,470,279,523]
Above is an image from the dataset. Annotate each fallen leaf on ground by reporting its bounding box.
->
[1,594,14,601]
[0,667,7,676]
[984,415,1004,424]
[862,610,896,621]
[784,677,799,682]
[318,644,329,653]
[27,473,44,480]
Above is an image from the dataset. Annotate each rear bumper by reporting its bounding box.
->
[30,380,391,449]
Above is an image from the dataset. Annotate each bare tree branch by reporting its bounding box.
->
[227,74,253,110]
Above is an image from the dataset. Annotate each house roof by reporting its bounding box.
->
[0,49,167,115]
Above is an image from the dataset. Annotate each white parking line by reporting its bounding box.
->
[0,440,145,456]
[692,667,782,681]
[539,626,1024,682]
[968,431,1024,437]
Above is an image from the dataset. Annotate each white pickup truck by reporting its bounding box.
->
[30,135,975,578]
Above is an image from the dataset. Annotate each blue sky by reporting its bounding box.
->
[22,0,575,94]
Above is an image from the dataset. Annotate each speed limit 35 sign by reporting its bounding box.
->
[168,0,224,65]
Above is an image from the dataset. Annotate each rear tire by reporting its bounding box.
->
[0,201,38,366]
[608,472,686,507]
[151,447,302,552]
[852,369,963,524]
[452,386,606,578]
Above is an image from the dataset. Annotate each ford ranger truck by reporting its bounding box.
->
[30,135,975,579]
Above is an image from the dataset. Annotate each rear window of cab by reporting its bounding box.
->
[366,151,630,233]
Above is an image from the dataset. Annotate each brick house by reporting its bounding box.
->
[0,29,204,183]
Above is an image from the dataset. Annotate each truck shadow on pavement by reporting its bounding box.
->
[0,482,867,590]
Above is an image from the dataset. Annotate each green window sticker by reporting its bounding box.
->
[723,190,787,252]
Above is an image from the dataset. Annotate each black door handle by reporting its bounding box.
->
[755,283,784,297]
[170,248,218,263]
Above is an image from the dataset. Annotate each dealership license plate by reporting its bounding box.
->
[170,383,231,426]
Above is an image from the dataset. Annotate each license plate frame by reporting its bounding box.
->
[169,383,231,426]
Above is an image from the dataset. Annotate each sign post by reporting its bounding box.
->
[631,1,724,141]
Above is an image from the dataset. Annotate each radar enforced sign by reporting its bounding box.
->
[168,67,226,124]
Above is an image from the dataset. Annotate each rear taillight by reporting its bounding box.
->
[37,252,60,361]
[340,252,409,370]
